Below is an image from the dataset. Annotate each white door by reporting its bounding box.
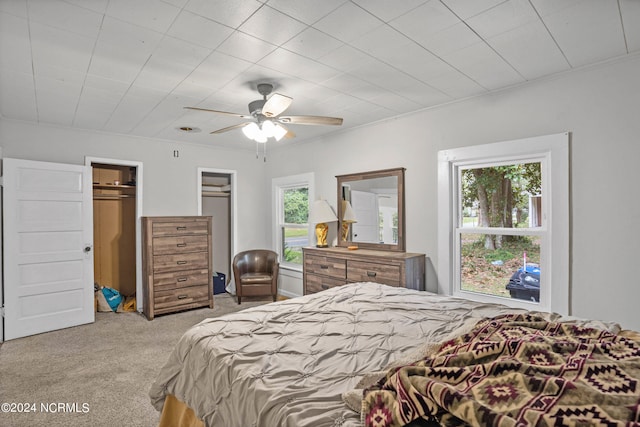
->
[350,190,379,243]
[2,158,94,340]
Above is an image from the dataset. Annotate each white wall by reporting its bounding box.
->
[265,54,640,331]
[0,120,273,256]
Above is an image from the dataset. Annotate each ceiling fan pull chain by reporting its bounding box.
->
[256,141,259,159]
[264,140,267,162]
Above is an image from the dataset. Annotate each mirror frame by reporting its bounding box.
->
[336,167,406,252]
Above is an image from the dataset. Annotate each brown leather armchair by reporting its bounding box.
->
[232,249,279,304]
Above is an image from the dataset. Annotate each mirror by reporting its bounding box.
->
[336,167,405,252]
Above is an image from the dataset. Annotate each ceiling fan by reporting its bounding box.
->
[185,83,343,144]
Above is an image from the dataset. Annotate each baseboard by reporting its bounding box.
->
[278,289,302,299]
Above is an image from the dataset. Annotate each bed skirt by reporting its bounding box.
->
[158,395,204,427]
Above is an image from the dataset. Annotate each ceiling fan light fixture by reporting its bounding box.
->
[254,131,268,143]
[273,123,288,141]
[242,122,260,139]
[261,120,276,138]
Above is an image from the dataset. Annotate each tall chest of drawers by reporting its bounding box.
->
[142,216,213,320]
[303,247,425,295]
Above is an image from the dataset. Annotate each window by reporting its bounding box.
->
[438,133,569,315]
[272,173,314,270]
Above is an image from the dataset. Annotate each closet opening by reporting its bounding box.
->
[199,170,234,295]
[92,162,138,313]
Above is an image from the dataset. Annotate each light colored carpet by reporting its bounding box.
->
[0,293,271,427]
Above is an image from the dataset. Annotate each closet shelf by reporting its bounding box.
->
[202,191,230,197]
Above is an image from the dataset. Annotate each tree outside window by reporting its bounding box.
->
[281,187,309,265]
[459,162,542,301]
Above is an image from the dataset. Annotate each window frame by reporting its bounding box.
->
[272,173,314,272]
[437,133,569,315]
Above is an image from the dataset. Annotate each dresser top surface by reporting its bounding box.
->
[303,246,424,260]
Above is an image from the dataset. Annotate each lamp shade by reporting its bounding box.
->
[309,199,337,224]
[342,200,357,223]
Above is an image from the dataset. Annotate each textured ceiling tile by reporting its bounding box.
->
[266,0,347,25]
[0,0,637,147]
[168,10,235,50]
[466,0,539,40]
[313,2,383,43]
[30,23,95,74]
[441,0,507,20]
[620,0,640,53]
[0,12,32,74]
[282,27,343,60]
[217,31,277,63]
[535,0,626,67]
[184,0,263,28]
[106,0,181,33]
[152,36,212,67]
[239,5,307,46]
[317,44,373,73]
[258,49,341,83]
[0,0,27,18]
[487,20,570,80]
[391,1,460,44]
[351,0,427,22]
[27,0,103,39]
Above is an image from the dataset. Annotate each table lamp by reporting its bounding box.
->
[341,200,357,241]
[310,199,337,248]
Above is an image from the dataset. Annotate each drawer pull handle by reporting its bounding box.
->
[177,261,188,265]
[367,271,377,278]
[177,295,188,299]
[176,226,187,231]
[177,277,188,282]
[321,284,329,290]
[177,243,187,247]
[320,265,329,269]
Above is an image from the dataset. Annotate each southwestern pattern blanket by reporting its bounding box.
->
[362,313,640,426]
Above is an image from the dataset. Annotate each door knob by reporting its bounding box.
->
[84,246,92,253]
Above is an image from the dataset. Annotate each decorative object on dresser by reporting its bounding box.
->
[232,249,279,304]
[308,199,338,248]
[303,246,425,294]
[142,216,213,320]
[340,200,357,242]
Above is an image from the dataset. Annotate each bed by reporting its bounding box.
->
[149,282,640,427]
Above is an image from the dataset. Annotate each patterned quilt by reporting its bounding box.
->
[362,313,640,427]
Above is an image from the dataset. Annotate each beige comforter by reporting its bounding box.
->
[149,283,612,427]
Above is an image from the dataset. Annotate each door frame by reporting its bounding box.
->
[85,157,144,313]
[197,167,237,292]
[0,148,3,341]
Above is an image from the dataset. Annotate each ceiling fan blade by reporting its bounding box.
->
[262,93,292,117]
[278,115,343,126]
[210,123,248,134]
[184,106,252,119]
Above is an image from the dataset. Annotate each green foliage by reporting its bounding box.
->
[284,245,302,264]
[484,248,514,262]
[462,162,541,237]
[284,188,308,224]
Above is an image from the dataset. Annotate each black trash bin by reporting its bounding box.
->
[213,272,226,295]
[506,264,540,302]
